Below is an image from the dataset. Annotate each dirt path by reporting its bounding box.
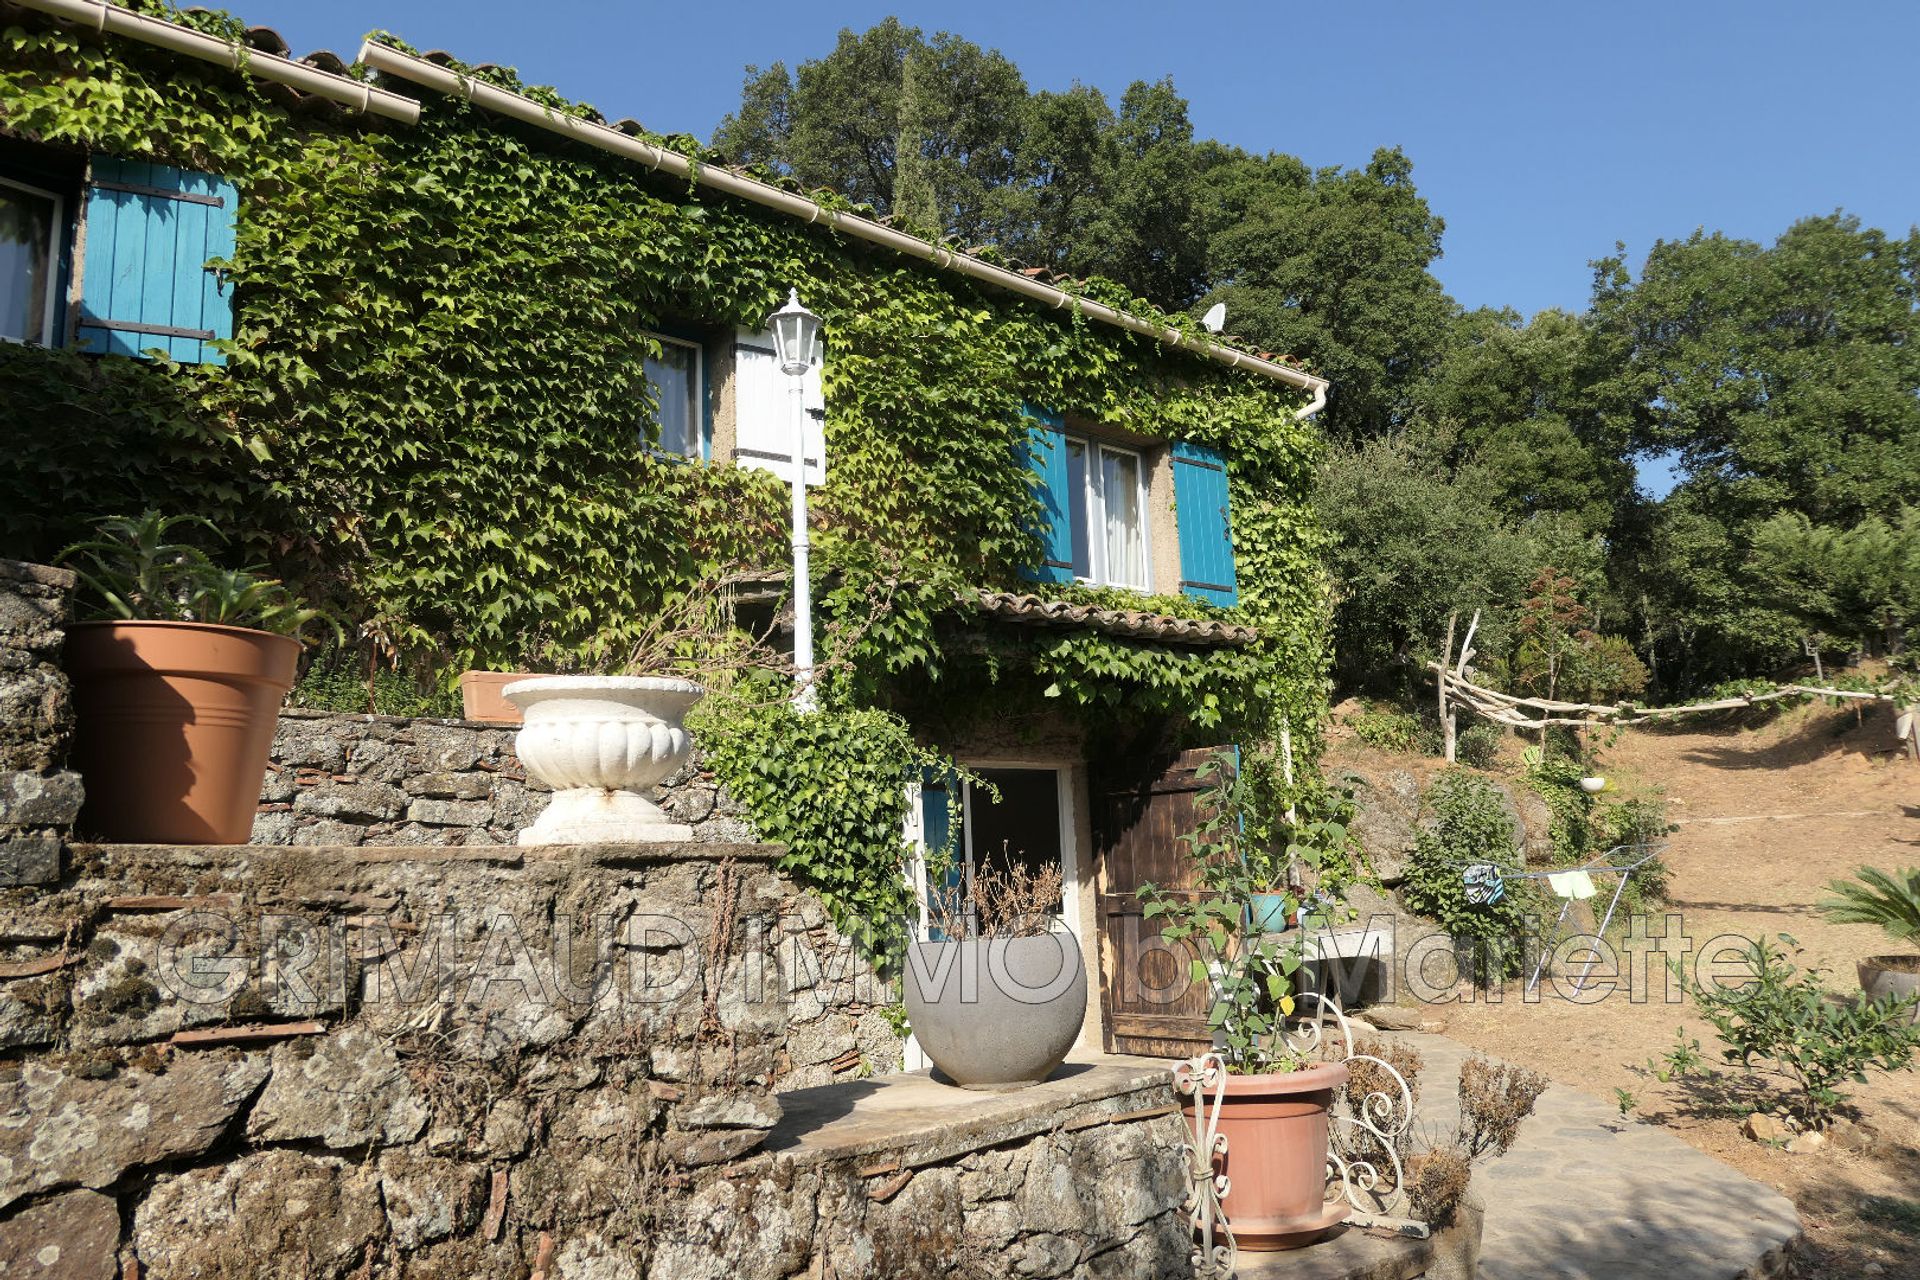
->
[1432,703,1920,1277]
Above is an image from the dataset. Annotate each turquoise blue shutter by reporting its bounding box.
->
[75,158,236,365]
[1172,441,1238,607]
[1018,404,1074,584]
[920,771,964,941]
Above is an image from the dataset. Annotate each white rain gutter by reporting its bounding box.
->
[13,0,422,124]
[356,39,1332,420]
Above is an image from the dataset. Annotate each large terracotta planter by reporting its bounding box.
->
[458,669,529,724]
[903,932,1088,1089]
[1860,955,1920,1024]
[65,620,299,844]
[1182,1060,1350,1250]
[503,675,704,845]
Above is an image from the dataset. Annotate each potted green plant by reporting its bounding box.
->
[1819,866,1920,1023]
[60,512,334,844]
[1140,758,1353,1251]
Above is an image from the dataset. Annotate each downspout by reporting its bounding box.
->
[13,0,422,124]
[354,40,1331,420]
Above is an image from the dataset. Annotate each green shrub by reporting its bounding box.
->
[1677,934,1920,1126]
[1348,702,1437,754]
[290,644,461,719]
[1601,797,1675,907]
[1400,770,1537,985]
[1455,721,1504,769]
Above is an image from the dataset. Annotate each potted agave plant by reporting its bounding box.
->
[60,512,335,844]
[903,851,1088,1090]
[1140,757,1354,1251]
[1820,866,1920,1024]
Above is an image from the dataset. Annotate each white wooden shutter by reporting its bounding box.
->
[732,327,824,485]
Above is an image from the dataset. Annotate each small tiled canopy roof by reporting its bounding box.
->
[974,591,1257,648]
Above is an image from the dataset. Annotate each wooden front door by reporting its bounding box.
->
[1093,747,1230,1058]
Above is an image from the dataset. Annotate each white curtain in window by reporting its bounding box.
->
[643,341,696,457]
[0,185,55,344]
[1100,448,1144,587]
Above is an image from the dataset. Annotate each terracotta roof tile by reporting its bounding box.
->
[40,5,1316,377]
[974,591,1256,647]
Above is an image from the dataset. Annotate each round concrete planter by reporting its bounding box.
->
[503,675,704,845]
[65,620,299,844]
[1182,1060,1350,1250]
[1859,955,1920,1024]
[903,932,1087,1089]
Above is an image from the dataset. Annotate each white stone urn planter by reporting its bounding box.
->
[502,676,705,845]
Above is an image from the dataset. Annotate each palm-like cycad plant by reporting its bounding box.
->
[1820,866,1920,954]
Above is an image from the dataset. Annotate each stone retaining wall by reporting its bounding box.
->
[254,708,753,848]
[0,559,82,888]
[0,840,1183,1278]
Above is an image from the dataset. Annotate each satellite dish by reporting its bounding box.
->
[1200,302,1227,334]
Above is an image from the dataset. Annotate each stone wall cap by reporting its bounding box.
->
[0,559,76,590]
[74,839,785,867]
[755,1053,1177,1172]
[279,705,509,732]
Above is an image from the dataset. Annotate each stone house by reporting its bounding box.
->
[0,0,1332,1065]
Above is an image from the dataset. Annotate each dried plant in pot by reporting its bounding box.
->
[1140,756,1358,1251]
[60,512,336,844]
[1820,866,1920,1024]
[902,852,1088,1090]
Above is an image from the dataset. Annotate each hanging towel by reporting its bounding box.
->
[1547,870,1599,900]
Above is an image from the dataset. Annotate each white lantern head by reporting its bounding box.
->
[766,288,821,377]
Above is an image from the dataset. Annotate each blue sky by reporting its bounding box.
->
[235,1,1918,495]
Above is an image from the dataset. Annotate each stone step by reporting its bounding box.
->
[1391,1032,1803,1280]
[1233,1225,1436,1280]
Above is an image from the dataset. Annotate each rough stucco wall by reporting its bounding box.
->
[708,334,738,463]
[0,840,1189,1278]
[0,560,82,888]
[1145,445,1181,596]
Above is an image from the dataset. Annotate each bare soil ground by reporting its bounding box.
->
[1415,703,1920,1276]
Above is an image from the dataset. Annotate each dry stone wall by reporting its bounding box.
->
[247,709,896,1090]
[0,840,1189,1278]
[253,708,754,848]
[0,560,82,889]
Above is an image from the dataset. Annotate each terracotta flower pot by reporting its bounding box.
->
[458,669,530,724]
[65,621,300,845]
[1183,1060,1350,1250]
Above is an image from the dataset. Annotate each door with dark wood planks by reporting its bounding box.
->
[1092,747,1232,1057]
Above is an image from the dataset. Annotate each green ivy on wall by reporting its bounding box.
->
[691,691,942,960]
[0,2,1332,945]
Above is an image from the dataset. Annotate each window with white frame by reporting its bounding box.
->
[641,332,702,459]
[0,176,61,345]
[1064,436,1150,590]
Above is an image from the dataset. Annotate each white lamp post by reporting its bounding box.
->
[766,288,822,711]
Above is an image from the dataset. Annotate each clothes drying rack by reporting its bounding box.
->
[1443,843,1669,998]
